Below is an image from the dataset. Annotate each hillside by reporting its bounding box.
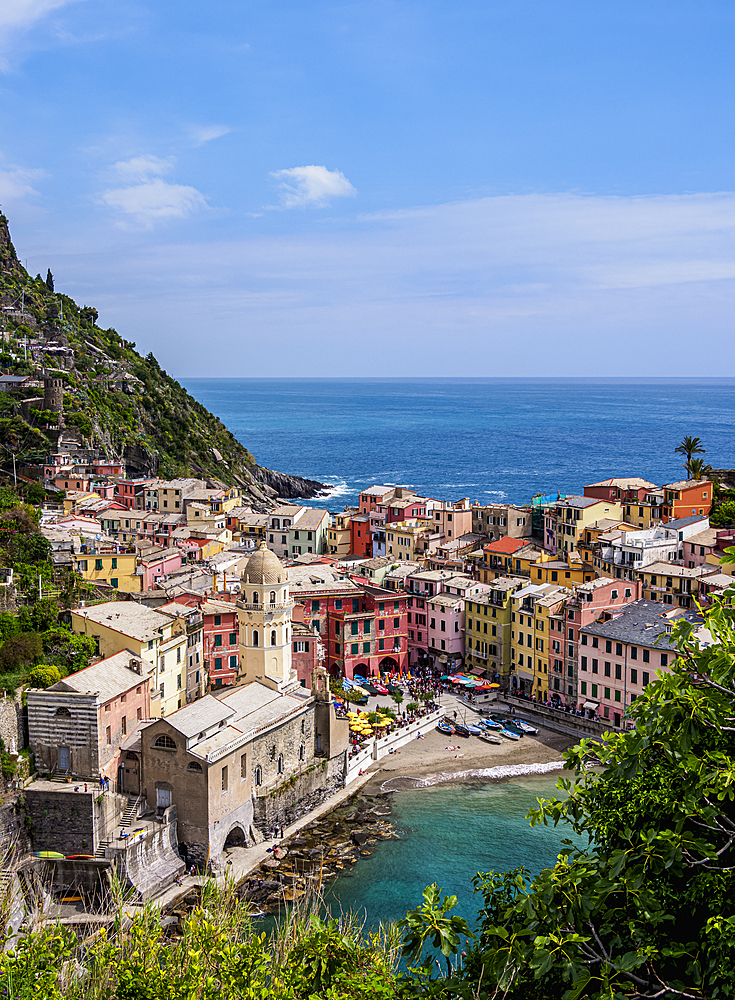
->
[0,215,323,506]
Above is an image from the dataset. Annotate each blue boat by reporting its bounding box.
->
[466,724,484,735]
[479,719,503,731]
[453,722,471,738]
[437,720,454,735]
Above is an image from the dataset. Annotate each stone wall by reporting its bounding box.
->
[25,785,127,855]
[251,704,314,791]
[253,751,346,836]
[0,690,25,755]
[0,796,31,857]
[498,696,611,740]
[115,806,185,900]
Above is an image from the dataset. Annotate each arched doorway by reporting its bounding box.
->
[354,662,369,677]
[379,656,398,674]
[224,825,247,849]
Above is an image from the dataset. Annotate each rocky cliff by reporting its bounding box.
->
[0,215,325,506]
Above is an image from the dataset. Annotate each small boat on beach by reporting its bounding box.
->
[478,732,503,746]
[466,724,484,735]
[453,722,471,738]
[498,727,521,741]
[512,718,539,735]
[437,720,454,735]
[479,719,503,731]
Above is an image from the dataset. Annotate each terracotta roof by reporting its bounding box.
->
[484,537,532,555]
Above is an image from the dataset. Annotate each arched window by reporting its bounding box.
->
[253,630,259,647]
[277,754,284,775]
[153,734,177,750]
[187,761,203,772]
[269,591,277,606]
[55,707,71,717]
[299,743,305,762]
[252,592,259,605]
[254,765,262,786]
[301,719,305,734]
[271,630,277,646]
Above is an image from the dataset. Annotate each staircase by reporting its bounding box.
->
[120,795,140,829]
[50,766,69,783]
[94,840,110,859]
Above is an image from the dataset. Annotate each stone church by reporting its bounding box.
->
[138,543,348,867]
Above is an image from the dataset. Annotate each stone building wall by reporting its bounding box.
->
[27,689,99,776]
[252,750,346,835]
[0,691,25,755]
[250,705,315,791]
[25,786,126,855]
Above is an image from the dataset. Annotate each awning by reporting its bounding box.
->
[470,667,487,677]
[583,701,599,711]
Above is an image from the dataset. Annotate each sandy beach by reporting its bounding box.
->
[363,721,576,794]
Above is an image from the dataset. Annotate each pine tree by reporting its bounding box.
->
[45,269,54,292]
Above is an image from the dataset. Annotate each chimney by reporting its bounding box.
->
[129,658,142,674]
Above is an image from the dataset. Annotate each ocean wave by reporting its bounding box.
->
[380,760,565,792]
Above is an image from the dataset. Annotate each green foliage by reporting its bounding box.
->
[711,500,735,527]
[0,632,42,672]
[45,269,54,292]
[400,882,473,979]
[406,701,419,713]
[17,597,60,633]
[41,627,96,671]
[65,410,93,437]
[27,663,61,688]
[391,690,404,711]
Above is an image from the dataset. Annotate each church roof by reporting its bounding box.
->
[242,542,286,585]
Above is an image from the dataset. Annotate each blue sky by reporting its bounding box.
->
[1,0,734,376]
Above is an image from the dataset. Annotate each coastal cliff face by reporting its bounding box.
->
[0,216,324,505]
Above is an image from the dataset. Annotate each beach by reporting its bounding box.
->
[362,713,575,794]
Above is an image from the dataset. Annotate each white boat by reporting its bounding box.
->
[478,732,503,745]
[512,718,538,735]
[498,727,521,741]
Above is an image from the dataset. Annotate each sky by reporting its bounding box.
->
[1,0,734,377]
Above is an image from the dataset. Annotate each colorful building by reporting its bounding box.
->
[464,577,526,683]
[661,479,712,522]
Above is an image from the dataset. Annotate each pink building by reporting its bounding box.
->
[682,526,730,568]
[27,650,151,789]
[550,576,642,708]
[578,599,699,728]
[138,546,184,590]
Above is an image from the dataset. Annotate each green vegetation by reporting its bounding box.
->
[675,434,707,478]
[0,213,259,483]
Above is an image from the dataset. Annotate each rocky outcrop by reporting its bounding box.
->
[250,466,326,500]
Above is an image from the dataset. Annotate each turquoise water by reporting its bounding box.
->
[182,377,735,508]
[323,774,581,931]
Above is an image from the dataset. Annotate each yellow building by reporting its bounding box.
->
[509,583,570,698]
[555,497,624,556]
[72,549,139,592]
[464,577,525,681]
[385,518,435,562]
[327,513,352,557]
[72,602,189,716]
[63,490,102,515]
[526,558,594,586]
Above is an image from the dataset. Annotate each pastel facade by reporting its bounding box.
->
[661,480,712,521]
[464,577,526,682]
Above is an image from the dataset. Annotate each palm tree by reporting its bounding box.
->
[675,436,706,478]
[687,458,713,481]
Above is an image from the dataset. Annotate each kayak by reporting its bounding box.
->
[65,854,95,860]
[34,851,64,859]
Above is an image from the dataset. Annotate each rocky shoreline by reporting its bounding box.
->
[238,792,397,912]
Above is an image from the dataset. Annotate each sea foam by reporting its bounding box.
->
[380,760,565,792]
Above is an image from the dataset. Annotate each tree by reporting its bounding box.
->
[45,269,54,292]
[41,627,96,672]
[675,435,706,478]
[391,689,404,713]
[463,577,735,1000]
[0,632,42,671]
[688,457,713,481]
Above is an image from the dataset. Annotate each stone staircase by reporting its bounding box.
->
[94,840,110,859]
[120,795,141,829]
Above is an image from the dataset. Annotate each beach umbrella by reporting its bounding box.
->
[488,683,500,689]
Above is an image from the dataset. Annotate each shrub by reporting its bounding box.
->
[28,664,61,688]
[406,702,419,713]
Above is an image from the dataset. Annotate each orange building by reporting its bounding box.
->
[661,479,712,522]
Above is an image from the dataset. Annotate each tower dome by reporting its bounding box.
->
[242,541,285,585]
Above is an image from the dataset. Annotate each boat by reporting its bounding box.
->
[466,724,484,735]
[479,719,503,731]
[498,727,521,741]
[491,716,525,736]
[34,851,64,859]
[453,722,471,738]
[372,682,389,695]
[478,732,503,745]
[512,718,539,735]
[437,720,454,735]
[65,854,94,860]
[387,682,403,696]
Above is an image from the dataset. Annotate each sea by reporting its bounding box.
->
[182,377,735,509]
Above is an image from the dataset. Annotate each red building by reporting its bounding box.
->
[350,514,372,558]
[173,595,239,688]
[325,584,408,680]
[115,478,155,510]
[583,478,659,502]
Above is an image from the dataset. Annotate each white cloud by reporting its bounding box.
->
[189,125,231,146]
[101,179,206,228]
[0,0,84,67]
[42,191,735,375]
[270,165,357,208]
[111,154,173,183]
[0,158,45,203]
